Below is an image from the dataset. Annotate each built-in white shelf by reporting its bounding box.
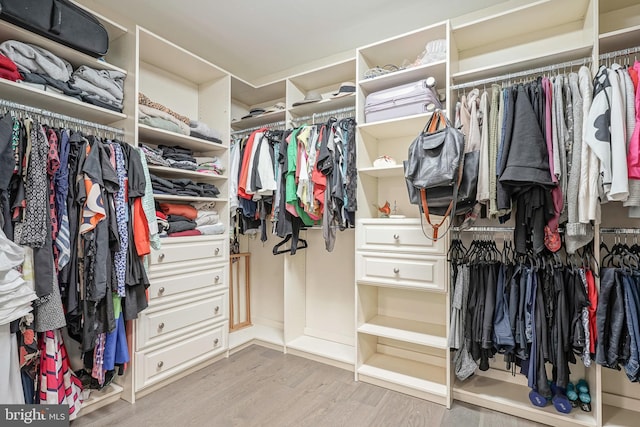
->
[599,25,640,54]
[454,376,596,427]
[358,112,433,140]
[153,195,224,203]
[230,110,286,130]
[286,335,354,365]
[0,78,126,125]
[138,124,227,152]
[289,93,355,118]
[358,165,404,178]
[358,353,447,396]
[603,405,640,427]
[79,383,124,417]
[358,316,446,349]
[229,324,285,350]
[359,61,446,95]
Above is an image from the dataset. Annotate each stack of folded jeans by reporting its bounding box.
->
[70,65,125,112]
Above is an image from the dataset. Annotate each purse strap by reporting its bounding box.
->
[422,110,447,134]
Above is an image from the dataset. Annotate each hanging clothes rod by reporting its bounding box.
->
[230,120,287,136]
[0,98,125,136]
[452,225,568,234]
[290,105,356,125]
[599,46,640,61]
[600,228,640,235]
[449,56,593,91]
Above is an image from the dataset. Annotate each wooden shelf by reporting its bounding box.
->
[359,112,432,139]
[359,61,447,95]
[148,165,226,181]
[153,195,225,203]
[358,353,446,396]
[358,316,446,349]
[138,124,227,152]
[358,165,404,178]
[289,93,355,118]
[603,404,640,427]
[0,78,126,125]
[286,335,354,365]
[0,19,126,74]
[454,376,596,427]
[138,27,227,84]
[230,110,286,130]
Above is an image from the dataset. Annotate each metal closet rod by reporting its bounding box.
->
[599,46,640,60]
[230,120,287,136]
[449,56,593,91]
[600,228,640,234]
[452,225,567,234]
[290,105,356,124]
[0,98,124,136]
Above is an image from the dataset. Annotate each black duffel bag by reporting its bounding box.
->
[0,0,108,57]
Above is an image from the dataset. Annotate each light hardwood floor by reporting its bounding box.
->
[72,345,546,427]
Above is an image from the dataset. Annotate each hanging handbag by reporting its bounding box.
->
[404,111,466,240]
[424,148,479,216]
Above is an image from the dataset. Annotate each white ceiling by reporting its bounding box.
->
[84,0,512,85]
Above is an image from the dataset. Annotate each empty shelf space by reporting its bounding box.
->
[599,25,640,54]
[153,195,225,203]
[229,324,284,350]
[0,78,126,125]
[603,404,640,427]
[358,353,446,396]
[359,61,446,95]
[80,383,124,416]
[358,316,446,349]
[148,165,226,181]
[358,165,404,178]
[138,124,227,152]
[454,376,596,427]
[286,335,354,365]
[359,112,433,139]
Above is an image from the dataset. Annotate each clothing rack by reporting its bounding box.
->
[230,120,287,137]
[451,225,567,234]
[289,105,356,125]
[0,98,125,136]
[600,228,640,235]
[449,56,593,91]
[599,46,640,61]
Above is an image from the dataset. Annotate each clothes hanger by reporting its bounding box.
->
[272,234,308,255]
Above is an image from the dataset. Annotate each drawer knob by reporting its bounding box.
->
[157,361,164,369]
[158,287,165,295]
[158,322,165,330]
[393,268,400,274]
[214,306,220,313]
[215,248,220,255]
[214,338,219,345]
[215,275,220,282]
[158,253,165,262]
[393,234,400,240]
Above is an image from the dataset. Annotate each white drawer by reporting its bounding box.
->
[357,219,445,255]
[137,293,227,349]
[357,252,446,292]
[151,238,225,265]
[135,323,227,390]
[149,265,226,301]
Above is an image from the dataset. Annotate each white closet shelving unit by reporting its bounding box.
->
[354,21,452,407]
[132,26,231,399]
[230,77,286,130]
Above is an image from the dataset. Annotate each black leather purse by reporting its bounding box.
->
[0,0,109,57]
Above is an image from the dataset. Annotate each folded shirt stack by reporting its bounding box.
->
[189,120,223,144]
[139,93,191,135]
[194,156,225,175]
[140,144,170,167]
[157,203,209,237]
[159,145,197,170]
[70,65,125,112]
[150,174,220,198]
[0,40,81,98]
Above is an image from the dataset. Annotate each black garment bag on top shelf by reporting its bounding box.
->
[0,0,109,57]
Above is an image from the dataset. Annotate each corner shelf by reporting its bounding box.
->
[358,165,404,178]
[79,383,124,417]
[286,335,354,366]
[147,165,226,181]
[358,112,433,139]
[0,78,126,125]
[230,110,286,130]
[289,93,355,118]
[358,316,447,349]
[138,124,227,152]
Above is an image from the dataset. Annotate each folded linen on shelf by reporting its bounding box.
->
[139,92,190,125]
[70,66,125,112]
[140,144,170,167]
[138,104,190,135]
[167,229,201,237]
[196,223,225,235]
[159,203,197,220]
[0,40,72,82]
[189,120,222,143]
[21,72,82,98]
[195,210,219,226]
[0,54,21,81]
[194,156,225,175]
[167,219,196,234]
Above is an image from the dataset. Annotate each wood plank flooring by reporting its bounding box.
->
[72,345,546,427]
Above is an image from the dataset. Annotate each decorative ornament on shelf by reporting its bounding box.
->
[373,201,391,218]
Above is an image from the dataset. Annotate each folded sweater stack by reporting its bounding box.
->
[150,174,220,198]
[158,203,225,237]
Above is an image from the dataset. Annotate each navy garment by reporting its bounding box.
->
[0,113,14,237]
[596,268,626,369]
